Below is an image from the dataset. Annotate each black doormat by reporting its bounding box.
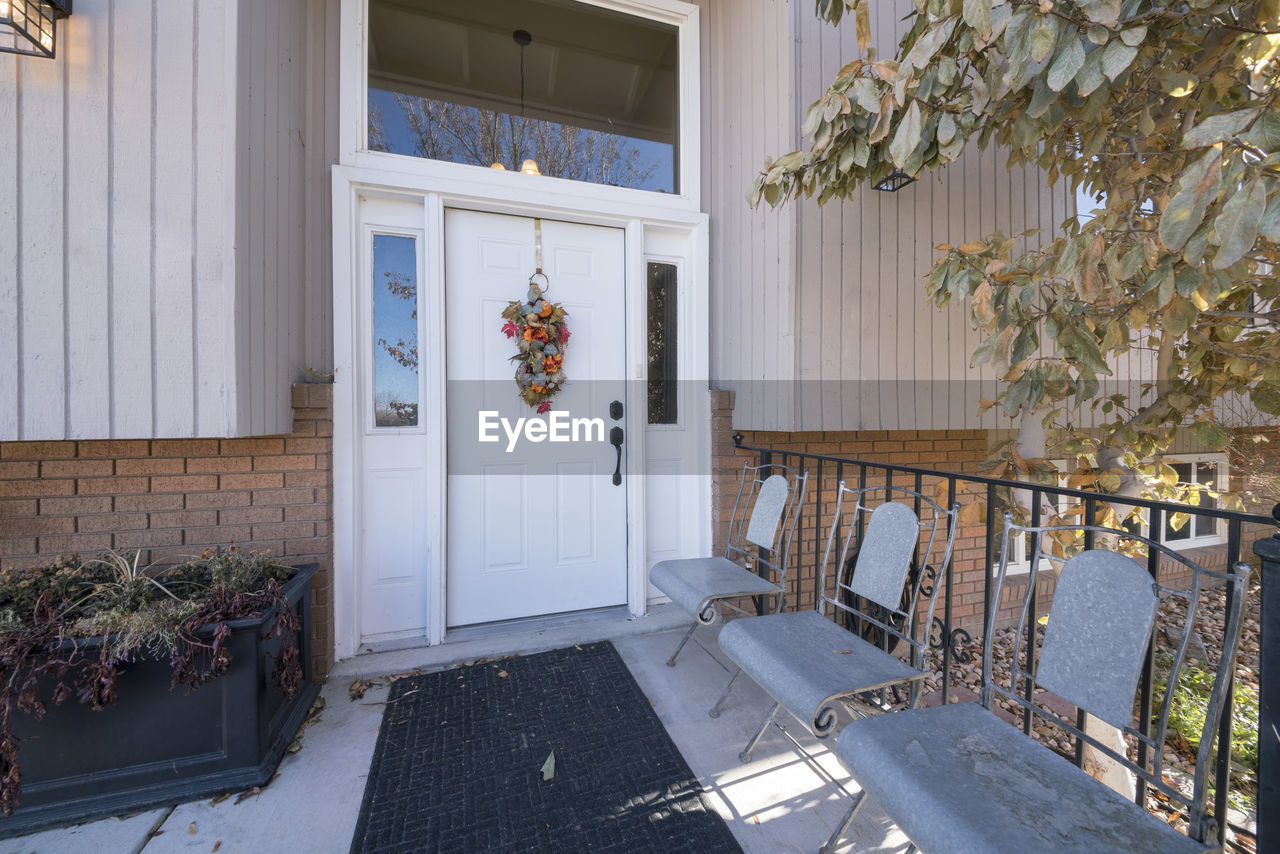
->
[350,641,742,854]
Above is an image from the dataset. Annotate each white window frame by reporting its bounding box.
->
[1000,453,1231,575]
[340,0,702,213]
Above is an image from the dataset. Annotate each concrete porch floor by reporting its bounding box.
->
[0,606,908,854]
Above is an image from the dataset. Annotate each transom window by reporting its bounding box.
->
[366,0,679,194]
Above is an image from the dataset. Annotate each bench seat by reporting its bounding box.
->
[650,557,782,624]
[718,609,920,734]
[835,701,1207,854]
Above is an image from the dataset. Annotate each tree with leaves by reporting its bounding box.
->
[754,0,1279,511]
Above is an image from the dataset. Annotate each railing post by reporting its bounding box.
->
[1254,504,1280,854]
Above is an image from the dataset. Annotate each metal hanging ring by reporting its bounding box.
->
[528,271,550,291]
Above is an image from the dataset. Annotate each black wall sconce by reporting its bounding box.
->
[1,0,72,60]
[873,168,916,192]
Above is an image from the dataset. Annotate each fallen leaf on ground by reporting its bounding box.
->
[209,793,231,806]
[234,786,261,805]
[349,679,372,700]
[212,841,222,852]
[541,750,556,781]
[498,670,508,678]
[189,822,197,835]
[753,814,760,824]
[834,649,853,655]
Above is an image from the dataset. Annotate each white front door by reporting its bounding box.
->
[444,210,628,627]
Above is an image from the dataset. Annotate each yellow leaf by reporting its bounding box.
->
[958,242,988,253]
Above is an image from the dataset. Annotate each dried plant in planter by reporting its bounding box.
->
[0,548,303,817]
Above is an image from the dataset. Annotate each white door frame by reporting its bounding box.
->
[331,0,707,660]
[332,168,709,659]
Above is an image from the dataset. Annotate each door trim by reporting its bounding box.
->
[332,171,708,660]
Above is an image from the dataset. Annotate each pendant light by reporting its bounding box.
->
[512,28,539,176]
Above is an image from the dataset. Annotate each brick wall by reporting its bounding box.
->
[0,383,336,679]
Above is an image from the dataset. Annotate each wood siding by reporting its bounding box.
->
[698,0,798,430]
[703,0,1075,431]
[0,0,338,442]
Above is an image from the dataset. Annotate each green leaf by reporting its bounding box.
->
[1183,108,1261,148]
[1243,110,1280,153]
[1100,40,1138,81]
[937,112,957,145]
[1159,147,1222,252]
[889,100,923,168]
[1211,176,1266,269]
[963,0,992,37]
[1029,17,1056,63]
[1081,0,1121,26]
[1011,325,1040,363]
[1190,421,1229,450]
[1259,192,1280,241]
[1047,36,1085,92]
[852,78,880,112]
[1120,25,1148,46]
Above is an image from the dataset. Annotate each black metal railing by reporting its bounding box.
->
[734,437,1278,850]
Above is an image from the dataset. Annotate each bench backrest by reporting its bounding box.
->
[724,462,809,607]
[818,484,959,671]
[988,517,1251,843]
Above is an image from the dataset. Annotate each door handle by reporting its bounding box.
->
[609,426,623,486]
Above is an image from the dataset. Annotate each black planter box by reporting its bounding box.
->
[0,564,321,839]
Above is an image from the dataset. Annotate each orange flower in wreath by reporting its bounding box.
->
[531,382,547,394]
[542,354,563,374]
[539,300,553,318]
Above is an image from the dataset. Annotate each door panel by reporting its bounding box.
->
[445,210,627,627]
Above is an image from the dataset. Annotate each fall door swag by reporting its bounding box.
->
[500,219,570,414]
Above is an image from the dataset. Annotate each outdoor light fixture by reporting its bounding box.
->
[873,169,917,192]
[0,0,71,59]
[512,28,540,176]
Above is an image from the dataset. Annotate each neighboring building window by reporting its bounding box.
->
[1159,455,1227,547]
[371,233,420,428]
[998,454,1229,575]
[366,0,679,194]
[647,261,677,424]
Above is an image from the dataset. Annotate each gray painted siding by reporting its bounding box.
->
[0,0,337,441]
[703,0,1074,431]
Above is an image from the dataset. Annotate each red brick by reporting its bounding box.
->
[315,421,332,438]
[150,475,219,493]
[42,459,116,477]
[149,510,219,528]
[38,497,111,518]
[151,439,220,457]
[286,536,331,556]
[252,522,315,541]
[0,461,40,478]
[76,477,150,496]
[292,407,328,422]
[114,529,185,550]
[77,440,150,459]
[115,458,187,476]
[252,488,313,506]
[78,513,150,533]
[183,526,252,545]
[252,455,315,472]
[0,538,38,556]
[185,491,251,509]
[0,499,39,518]
[113,493,186,512]
[1,441,76,460]
[284,471,328,488]
[187,456,253,474]
[303,384,333,407]
[37,533,113,554]
[220,473,284,490]
[219,507,284,525]
[0,479,76,498]
[284,504,328,522]
[220,438,285,456]
[285,437,332,455]
[3,517,76,537]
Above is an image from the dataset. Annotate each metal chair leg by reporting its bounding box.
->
[738,701,780,763]
[818,790,867,854]
[708,667,743,718]
[666,621,699,667]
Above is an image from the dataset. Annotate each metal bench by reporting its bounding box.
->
[649,462,808,667]
[711,483,958,762]
[823,517,1251,854]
